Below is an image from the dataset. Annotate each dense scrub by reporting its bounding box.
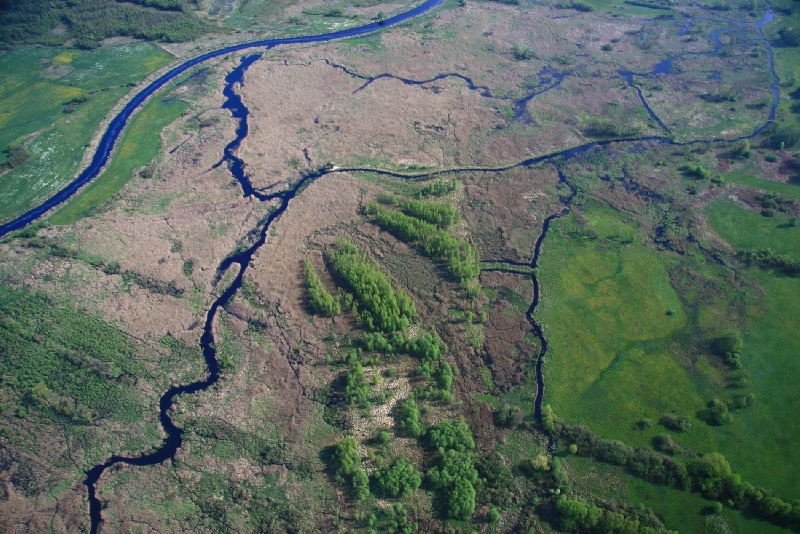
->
[0,285,143,422]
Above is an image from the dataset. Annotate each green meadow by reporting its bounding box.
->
[0,43,173,224]
[536,200,800,530]
[537,205,707,449]
[50,95,189,225]
[705,199,800,499]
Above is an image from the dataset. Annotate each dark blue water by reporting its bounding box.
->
[212,54,264,199]
[652,59,672,75]
[0,0,444,238]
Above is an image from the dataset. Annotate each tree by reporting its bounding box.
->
[397,397,424,437]
[487,507,500,523]
[373,458,422,498]
[352,468,370,500]
[334,437,361,476]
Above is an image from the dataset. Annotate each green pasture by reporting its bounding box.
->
[539,200,800,502]
[706,199,800,499]
[721,172,800,199]
[0,43,173,224]
[537,207,710,448]
[706,199,800,257]
[50,95,189,225]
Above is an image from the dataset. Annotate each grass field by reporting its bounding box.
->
[0,43,173,224]
[50,95,190,225]
[705,199,800,499]
[534,197,800,532]
[537,207,711,450]
[722,172,800,199]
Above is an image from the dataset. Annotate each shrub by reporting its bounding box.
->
[2,146,31,170]
[660,413,692,432]
[428,421,475,452]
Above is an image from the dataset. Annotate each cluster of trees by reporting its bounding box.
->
[426,421,479,520]
[333,437,370,500]
[343,363,370,407]
[682,163,713,180]
[328,238,416,333]
[706,398,732,426]
[717,333,743,368]
[357,503,417,534]
[373,458,422,498]
[397,397,424,437]
[741,249,800,276]
[553,422,800,530]
[659,413,692,432]
[763,119,800,149]
[756,192,796,217]
[555,495,675,534]
[415,361,454,403]
[729,139,752,160]
[303,259,340,317]
[0,0,210,50]
[415,178,458,198]
[377,196,459,229]
[365,203,480,285]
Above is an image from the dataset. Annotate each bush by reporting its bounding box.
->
[660,413,692,432]
[683,163,712,180]
[397,397,424,437]
[333,437,361,476]
[343,363,370,407]
[428,421,475,452]
[2,146,31,171]
[707,398,732,426]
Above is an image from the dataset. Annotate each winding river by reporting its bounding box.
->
[0,2,783,531]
